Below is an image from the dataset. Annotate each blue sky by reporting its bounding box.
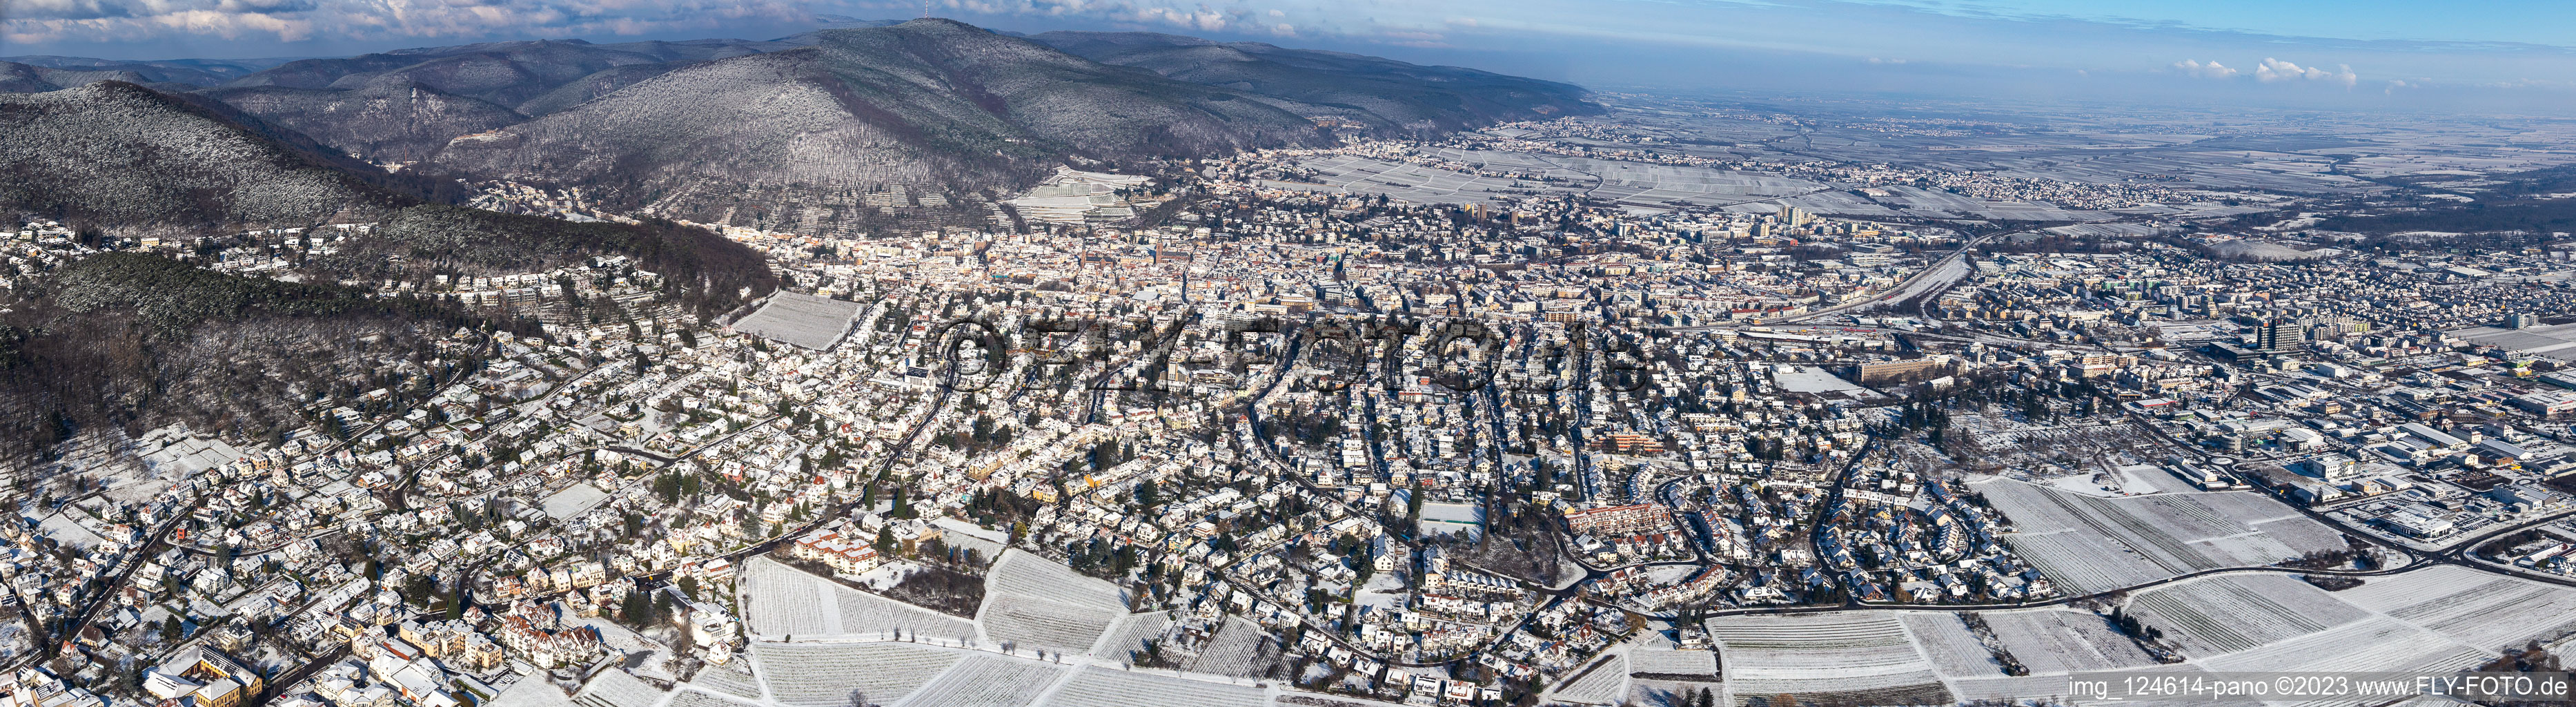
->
[6,0,2570,111]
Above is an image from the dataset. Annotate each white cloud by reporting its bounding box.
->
[2172,59,2236,79]
[2254,57,2357,88]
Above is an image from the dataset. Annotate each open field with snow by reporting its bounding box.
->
[1182,617,1275,678]
[2197,617,2488,674]
[979,550,1128,655]
[2126,574,2370,656]
[1897,614,2005,679]
[1707,613,1945,699]
[1036,666,1266,707]
[1976,609,2159,675]
[1627,649,1718,677]
[1092,612,1173,662]
[666,691,758,707]
[742,556,977,641]
[2341,564,2576,651]
[1976,478,2347,592]
[686,664,763,700]
[896,653,1066,707]
[750,642,960,706]
[1551,653,1628,704]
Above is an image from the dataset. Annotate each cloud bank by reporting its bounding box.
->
[2254,57,2358,87]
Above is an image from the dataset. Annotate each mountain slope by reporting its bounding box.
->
[429,19,1323,222]
[0,81,774,314]
[197,75,527,162]
[1029,31,1600,131]
[223,37,796,113]
[0,81,408,231]
[0,55,286,86]
[0,81,781,452]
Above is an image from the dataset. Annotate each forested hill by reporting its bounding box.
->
[0,253,522,454]
[0,80,776,319]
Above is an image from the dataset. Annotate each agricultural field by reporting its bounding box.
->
[742,556,977,641]
[1093,612,1174,662]
[1627,648,1718,677]
[1895,614,2005,679]
[574,670,667,707]
[1707,614,1944,699]
[1994,531,2170,595]
[1976,609,2159,675]
[2124,575,2371,656]
[896,653,1067,707]
[665,691,758,707]
[979,550,1128,655]
[1036,666,1267,707]
[2341,565,2576,650]
[749,642,961,706]
[1182,617,1277,678]
[686,663,765,701]
[1975,479,2346,592]
[2198,617,2488,674]
[1550,653,1629,705]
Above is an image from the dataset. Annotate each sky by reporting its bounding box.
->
[6,0,2574,113]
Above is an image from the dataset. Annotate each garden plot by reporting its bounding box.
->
[979,550,1127,655]
[2199,617,2488,675]
[750,642,960,706]
[1896,614,2005,679]
[1551,653,1628,704]
[1975,479,2341,590]
[1978,609,2159,675]
[895,653,1066,707]
[1183,617,1274,678]
[743,557,976,641]
[2344,565,2576,650]
[2126,574,2370,657]
[1036,666,1266,707]
[1707,614,1943,696]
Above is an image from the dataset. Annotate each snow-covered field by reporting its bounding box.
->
[1182,617,1272,678]
[1707,613,1943,695]
[1898,614,2005,679]
[666,690,758,707]
[1037,666,1266,707]
[687,663,763,700]
[896,653,1065,707]
[2198,617,2486,674]
[1977,478,2346,592]
[2341,564,2576,650]
[2126,574,2370,656]
[750,642,961,706]
[1976,609,2158,675]
[742,556,976,641]
[1626,649,1717,676]
[1092,612,1173,663]
[978,550,1127,655]
[1550,653,1627,704]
